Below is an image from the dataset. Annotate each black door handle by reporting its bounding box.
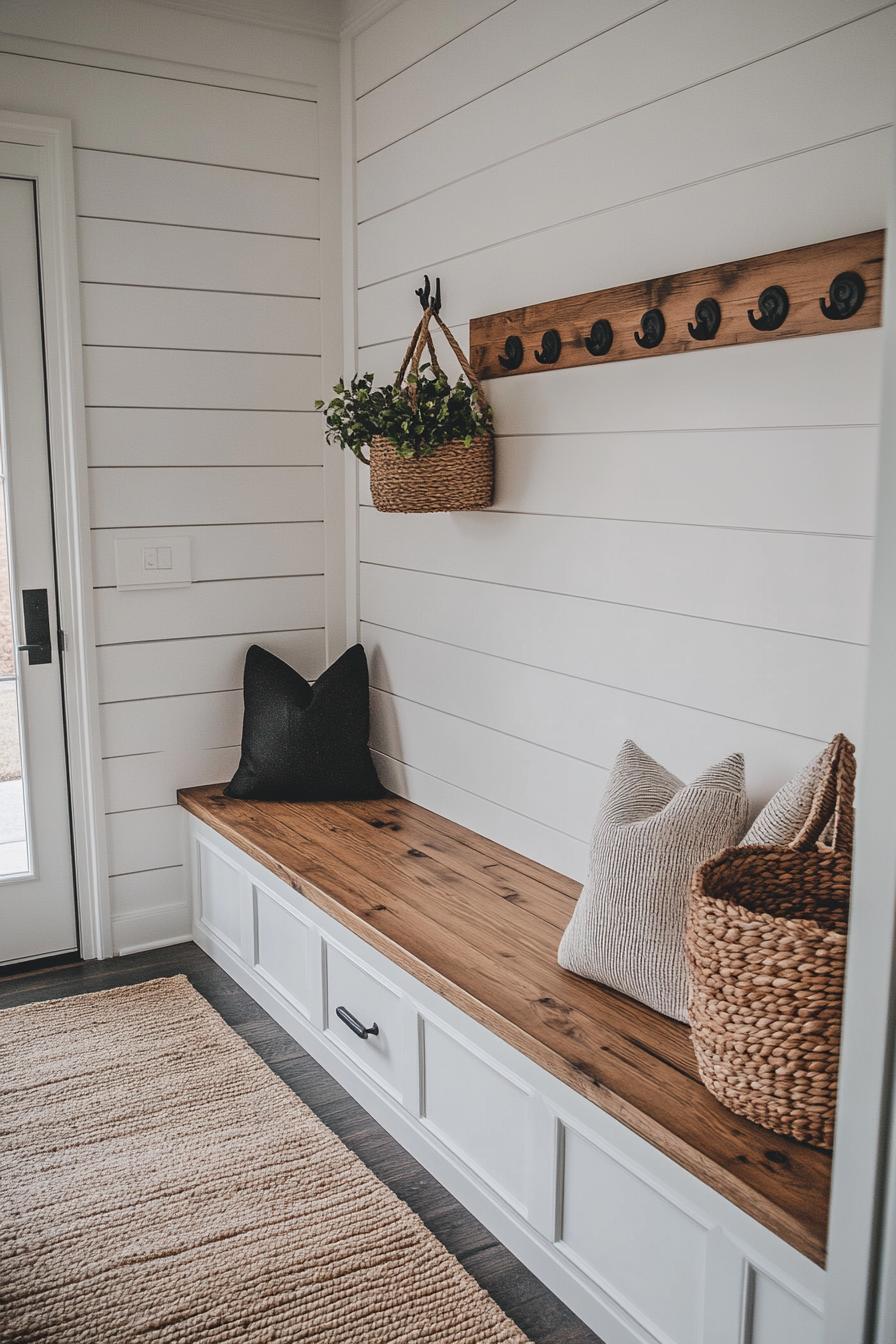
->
[336,1005,379,1040]
[20,590,52,665]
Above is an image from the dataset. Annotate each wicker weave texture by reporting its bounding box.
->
[686,736,855,1149]
[368,305,495,513]
[370,434,494,513]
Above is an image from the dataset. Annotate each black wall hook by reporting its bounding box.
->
[688,297,721,341]
[820,270,865,321]
[634,308,665,349]
[747,285,789,331]
[534,329,562,364]
[415,274,442,314]
[498,335,524,370]
[584,319,613,357]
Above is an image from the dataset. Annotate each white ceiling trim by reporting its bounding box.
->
[140,0,407,39]
[339,0,405,39]
[139,0,343,39]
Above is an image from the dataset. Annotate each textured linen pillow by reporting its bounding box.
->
[557,740,747,1021]
[225,643,382,802]
[740,739,834,847]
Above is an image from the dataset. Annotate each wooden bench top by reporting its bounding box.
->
[178,784,830,1266]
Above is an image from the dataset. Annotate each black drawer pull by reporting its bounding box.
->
[336,1005,379,1040]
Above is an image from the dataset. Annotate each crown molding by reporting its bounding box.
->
[139,0,342,39]
[128,0,405,44]
[339,0,404,39]
[128,0,406,42]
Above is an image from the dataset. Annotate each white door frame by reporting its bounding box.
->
[823,140,896,1338]
[0,110,110,960]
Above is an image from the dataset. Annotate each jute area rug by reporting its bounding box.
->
[0,976,529,1343]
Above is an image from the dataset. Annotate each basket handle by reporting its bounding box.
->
[793,733,856,855]
[430,310,488,410]
[394,307,488,413]
[827,735,856,854]
[394,308,444,395]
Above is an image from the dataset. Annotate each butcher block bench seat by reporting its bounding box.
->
[179,783,830,1270]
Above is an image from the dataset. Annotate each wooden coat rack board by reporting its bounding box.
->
[469,230,884,380]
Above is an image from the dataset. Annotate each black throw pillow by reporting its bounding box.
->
[225,643,383,802]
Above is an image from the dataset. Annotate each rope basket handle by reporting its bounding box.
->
[394,308,443,394]
[792,733,856,856]
[394,307,489,413]
[430,310,488,409]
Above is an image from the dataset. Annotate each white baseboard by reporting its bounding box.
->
[112,900,191,955]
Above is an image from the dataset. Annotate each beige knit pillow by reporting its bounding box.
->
[740,740,834,847]
[557,740,747,1022]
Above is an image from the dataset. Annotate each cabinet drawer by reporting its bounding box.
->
[324,940,406,1101]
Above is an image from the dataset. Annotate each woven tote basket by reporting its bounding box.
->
[685,734,855,1149]
[368,306,494,514]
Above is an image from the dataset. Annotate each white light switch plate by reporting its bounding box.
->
[115,536,192,590]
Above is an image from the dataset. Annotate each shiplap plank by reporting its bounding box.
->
[359,428,877,534]
[109,865,188,919]
[364,623,825,810]
[370,688,602,841]
[94,575,324,645]
[353,0,511,98]
[105,748,240,815]
[80,287,320,355]
[372,750,588,880]
[351,0,885,902]
[0,50,318,174]
[357,11,896,286]
[89,467,323,527]
[78,218,319,295]
[92,522,323,587]
[83,348,320,411]
[358,0,884,218]
[360,564,866,744]
[86,408,322,467]
[101,691,242,758]
[75,149,319,236]
[97,629,325,704]
[356,0,652,161]
[361,506,871,643]
[362,327,882,434]
[106,805,183,875]
[487,331,883,436]
[358,130,889,346]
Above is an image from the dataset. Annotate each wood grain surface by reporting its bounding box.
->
[470,230,884,379]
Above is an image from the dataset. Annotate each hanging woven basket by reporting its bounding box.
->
[685,734,855,1149]
[368,307,494,514]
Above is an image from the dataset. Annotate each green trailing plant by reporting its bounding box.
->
[316,364,493,464]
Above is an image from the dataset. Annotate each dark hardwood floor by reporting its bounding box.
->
[0,941,603,1344]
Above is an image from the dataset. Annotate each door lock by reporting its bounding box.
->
[18,589,52,665]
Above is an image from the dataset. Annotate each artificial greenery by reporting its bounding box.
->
[316,364,493,463]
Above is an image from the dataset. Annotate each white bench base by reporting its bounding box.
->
[186,813,825,1344]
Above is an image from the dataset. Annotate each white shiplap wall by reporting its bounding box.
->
[349,0,894,879]
[0,1,340,951]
